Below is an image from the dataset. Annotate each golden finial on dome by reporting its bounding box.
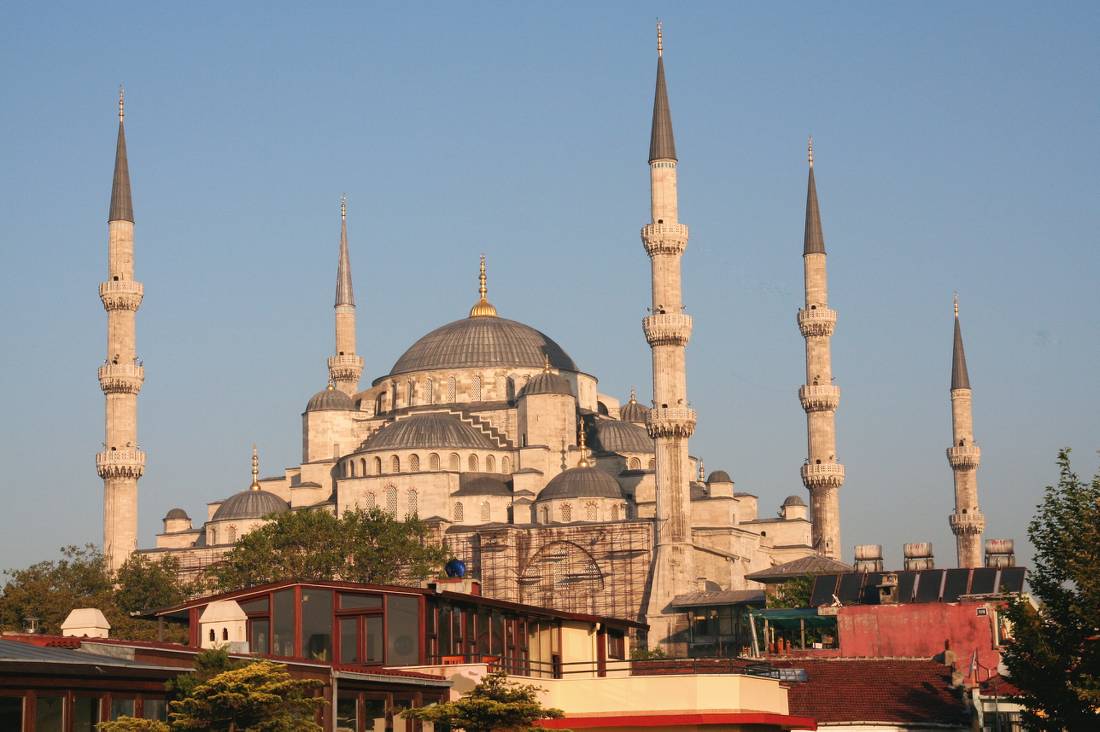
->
[542,352,551,373]
[577,421,591,468]
[629,386,637,403]
[326,380,335,391]
[699,460,705,482]
[250,444,261,491]
[118,84,125,123]
[808,135,814,168]
[468,254,498,318]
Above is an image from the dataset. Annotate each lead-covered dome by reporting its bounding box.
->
[211,489,290,522]
[619,390,650,424]
[538,466,624,501]
[707,470,733,484]
[522,369,572,397]
[386,317,577,378]
[782,494,806,507]
[360,413,497,451]
[589,420,654,454]
[164,507,189,520]
[305,385,354,412]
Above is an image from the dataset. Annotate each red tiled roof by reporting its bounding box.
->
[980,673,1023,698]
[770,658,970,727]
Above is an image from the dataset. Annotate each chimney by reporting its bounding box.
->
[61,608,111,638]
[984,538,1016,568]
[903,543,935,571]
[876,573,900,604]
[854,544,884,572]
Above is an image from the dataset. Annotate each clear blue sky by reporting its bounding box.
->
[1,2,1097,573]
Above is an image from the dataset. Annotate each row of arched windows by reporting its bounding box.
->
[374,371,552,414]
[342,453,512,477]
[208,525,238,545]
[452,500,492,522]
[362,486,418,518]
[536,501,628,524]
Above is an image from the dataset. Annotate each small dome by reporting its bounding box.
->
[707,470,733,484]
[360,413,497,451]
[538,466,624,501]
[619,391,650,424]
[782,494,807,507]
[211,489,290,522]
[306,385,354,412]
[164,508,189,520]
[522,370,572,397]
[589,420,654,454]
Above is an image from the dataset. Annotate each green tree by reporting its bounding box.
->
[207,508,447,591]
[115,553,190,615]
[166,647,247,703]
[767,576,813,608]
[1002,449,1100,730]
[96,717,169,731]
[167,660,323,731]
[403,670,564,732]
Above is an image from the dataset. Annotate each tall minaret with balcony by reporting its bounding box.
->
[798,137,844,559]
[642,24,696,643]
[947,297,985,567]
[328,196,363,395]
[97,88,145,572]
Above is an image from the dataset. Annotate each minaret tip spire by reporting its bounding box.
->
[118,84,125,123]
[807,135,814,168]
[340,193,347,220]
[953,292,959,318]
[657,19,663,57]
[250,444,261,491]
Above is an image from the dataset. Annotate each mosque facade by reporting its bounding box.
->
[96,31,991,650]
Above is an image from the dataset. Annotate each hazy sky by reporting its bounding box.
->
[1,2,1097,573]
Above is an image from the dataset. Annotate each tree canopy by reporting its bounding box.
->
[1002,448,1100,730]
[167,660,323,731]
[402,670,564,732]
[205,507,448,591]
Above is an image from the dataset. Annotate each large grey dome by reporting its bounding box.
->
[211,489,290,522]
[385,317,577,379]
[589,420,654,454]
[305,386,354,412]
[360,413,497,451]
[538,466,624,501]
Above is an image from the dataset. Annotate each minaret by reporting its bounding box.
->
[328,196,363,394]
[97,87,145,573]
[641,23,697,646]
[798,137,845,559]
[947,296,985,567]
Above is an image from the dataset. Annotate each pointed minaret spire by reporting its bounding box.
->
[328,196,363,394]
[649,21,677,163]
[803,136,825,255]
[109,85,134,223]
[951,294,970,389]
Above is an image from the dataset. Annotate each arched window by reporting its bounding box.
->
[586,502,598,521]
[360,458,367,476]
[449,453,460,471]
[611,504,620,521]
[345,461,353,478]
[540,506,549,524]
[390,382,398,408]
[471,376,482,401]
[365,492,376,509]
[486,455,496,472]
[407,380,416,406]
[410,454,420,472]
[447,377,457,402]
[648,458,656,471]
[501,456,511,474]
[385,486,398,515]
[426,378,434,404]
[222,628,229,641]
[209,629,216,642]
[481,501,490,521]
[561,503,572,522]
[376,394,384,414]
[209,528,217,545]
[228,525,237,543]
[407,489,418,518]
[391,455,401,473]
[373,456,382,475]
[506,376,516,401]
[628,457,641,470]
[429,453,440,471]
[468,454,479,472]
[454,502,464,522]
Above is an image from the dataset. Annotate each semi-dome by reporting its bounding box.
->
[453,474,513,497]
[589,419,654,454]
[522,369,572,397]
[164,507,190,520]
[537,466,624,501]
[360,413,497,451]
[619,390,650,424]
[305,384,354,412]
[782,494,807,507]
[385,317,577,379]
[707,470,733,484]
[211,489,289,522]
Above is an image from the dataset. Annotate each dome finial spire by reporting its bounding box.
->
[699,460,705,482]
[543,352,551,373]
[629,386,637,403]
[250,444,261,491]
[468,253,498,318]
[577,421,591,468]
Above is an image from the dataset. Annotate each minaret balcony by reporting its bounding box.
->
[946,444,981,470]
[801,462,845,489]
[799,384,840,412]
[328,354,364,380]
[643,313,693,347]
[96,448,146,479]
[949,510,986,535]
[641,223,689,257]
[98,363,145,394]
[645,407,697,439]
[797,307,836,337]
[99,280,144,311]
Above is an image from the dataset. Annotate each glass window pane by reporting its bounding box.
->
[36,695,63,731]
[340,616,360,664]
[250,618,270,655]
[302,589,333,661]
[386,595,420,666]
[490,612,504,656]
[110,698,135,721]
[339,593,382,610]
[0,697,22,731]
[365,615,383,663]
[142,699,167,721]
[273,589,295,657]
[438,605,452,656]
[364,698,386,732]
[336,693,358,732]
[73,697,99,732]
[477,609,491,656]
[239,596,269,614]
